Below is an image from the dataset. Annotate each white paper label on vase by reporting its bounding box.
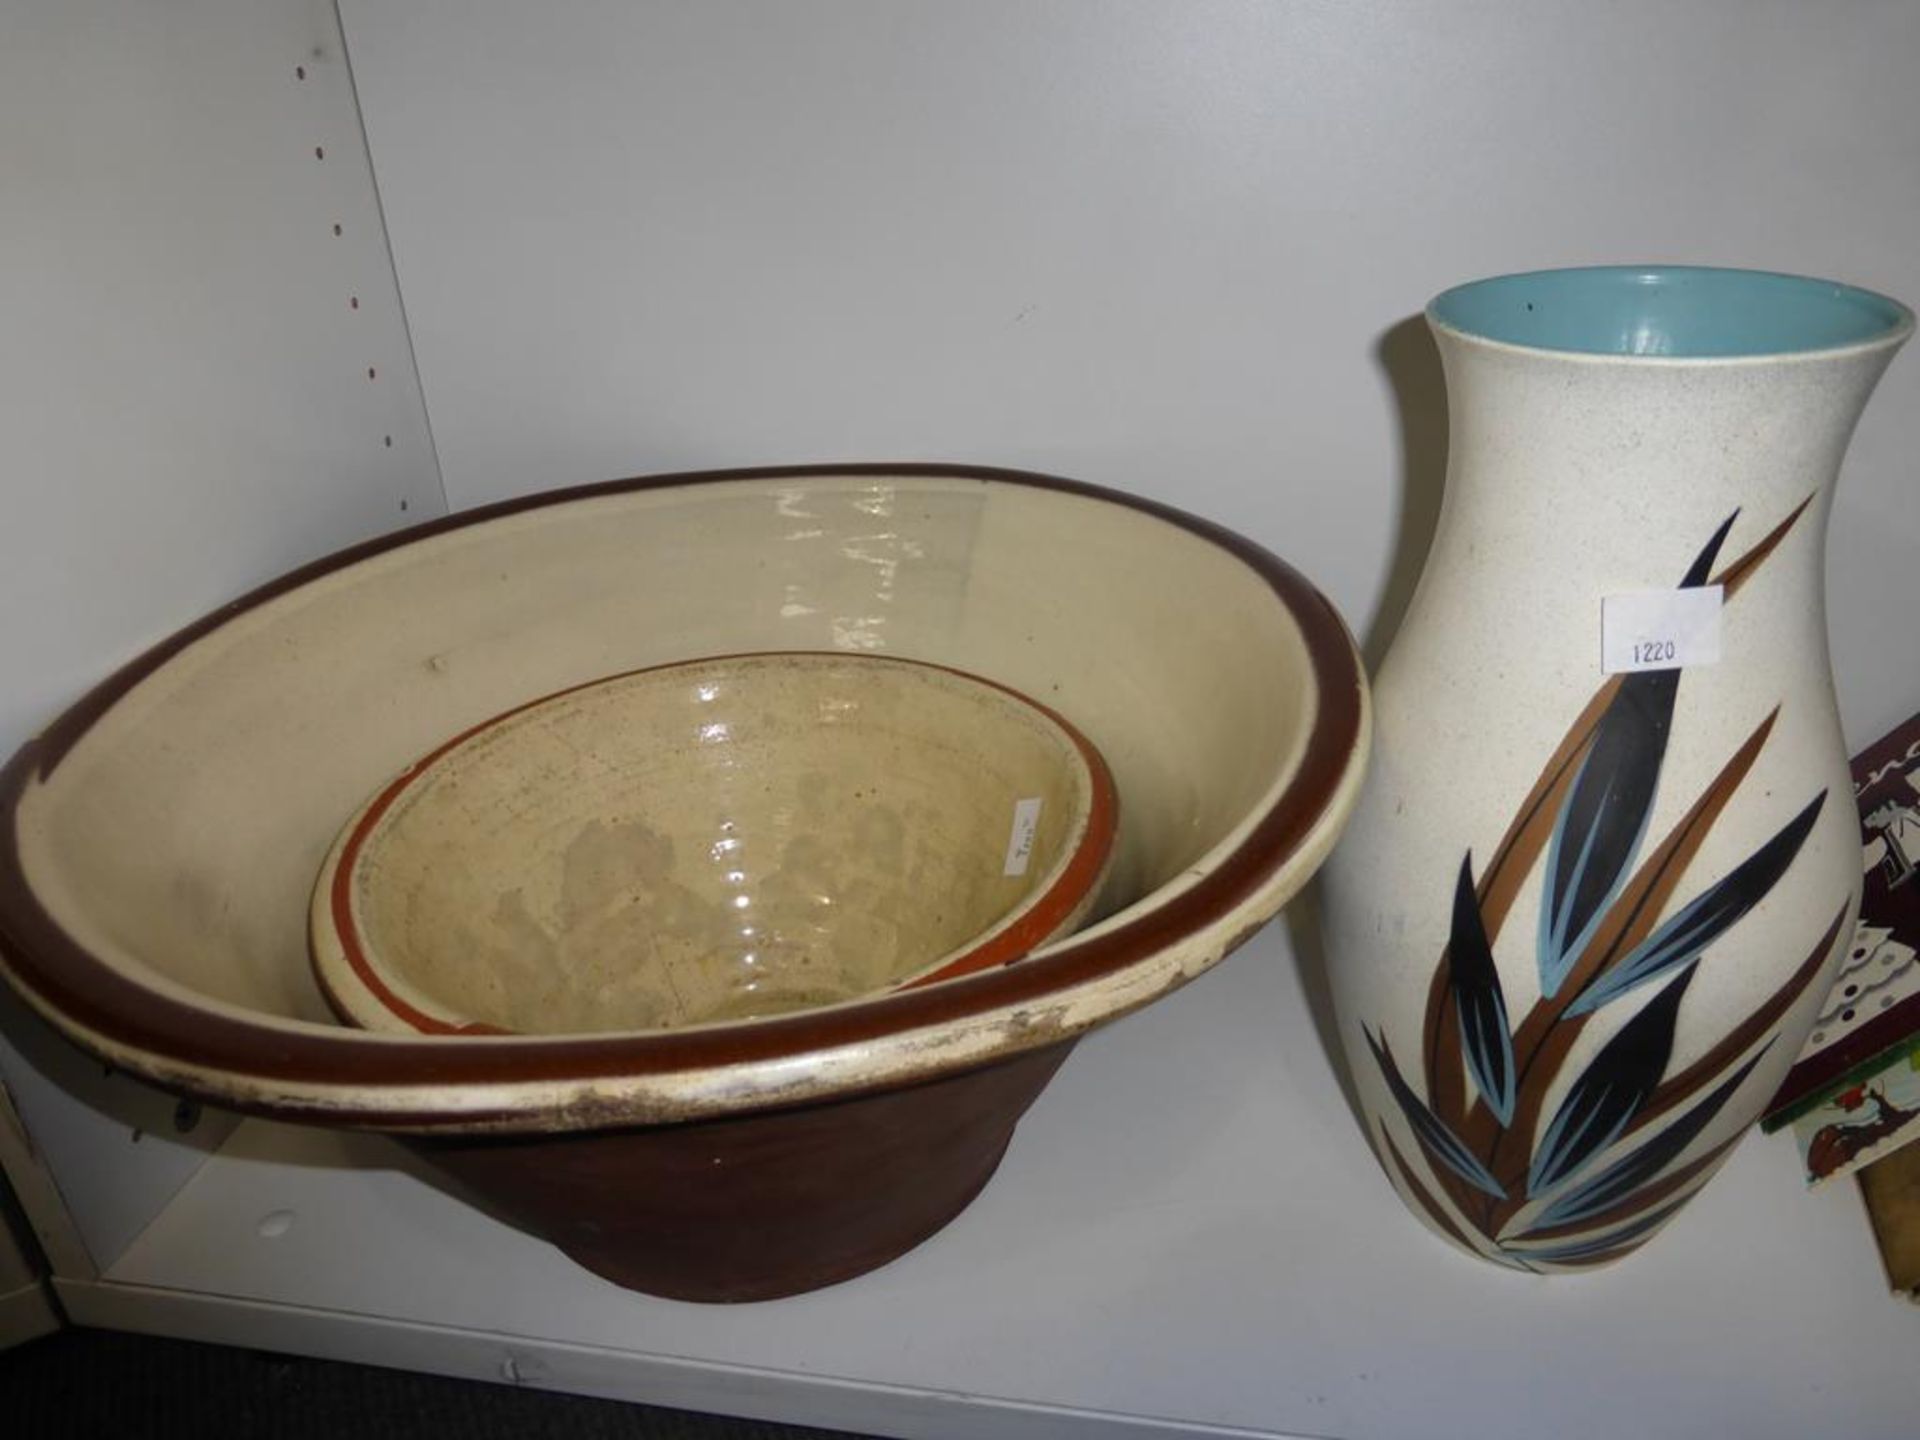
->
[1601,585,1724,674]
[1003,797,1043,875]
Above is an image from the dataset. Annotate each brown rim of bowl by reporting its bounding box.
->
[316,649,1122,1034]
[0,464,1364,1126]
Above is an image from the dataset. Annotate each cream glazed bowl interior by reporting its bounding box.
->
[0,465,1368,1132]
[312,650,1119,1037]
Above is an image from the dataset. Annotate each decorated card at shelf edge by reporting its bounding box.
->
[1764,710,1920,1143]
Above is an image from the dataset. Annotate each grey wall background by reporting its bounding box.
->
[342,0,1920,743]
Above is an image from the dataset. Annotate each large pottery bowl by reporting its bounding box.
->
[0,465,1368,1301]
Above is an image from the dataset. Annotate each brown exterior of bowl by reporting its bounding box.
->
[416,1041,1073,1303]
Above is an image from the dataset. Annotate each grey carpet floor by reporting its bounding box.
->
[1,1327,878,1439]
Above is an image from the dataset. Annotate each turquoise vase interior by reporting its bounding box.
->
[1429,266,1913,358]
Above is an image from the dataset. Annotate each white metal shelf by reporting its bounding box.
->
[50,932,1920,1440]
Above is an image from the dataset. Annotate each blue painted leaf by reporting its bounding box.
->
[1566,792,1826,1017]
[1505,1194,1694,1266]
[1447,853,1516,1125]
[1528,966,1695,1195]
[1535,514,1737,996]
[1365,1029,1506,1198]
[1531,1045,1768,1230]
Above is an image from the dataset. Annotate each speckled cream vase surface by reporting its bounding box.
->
[1321,267,1912,1272]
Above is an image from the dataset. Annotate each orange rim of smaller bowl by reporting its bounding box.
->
[316,650,1119,1037]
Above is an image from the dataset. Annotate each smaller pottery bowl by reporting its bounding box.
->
[311,651,1117,1037]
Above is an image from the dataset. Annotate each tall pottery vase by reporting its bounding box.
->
[1321,266,1912,1272]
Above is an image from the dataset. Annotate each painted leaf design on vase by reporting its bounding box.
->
[1565,792,1826,1017]
[1511,1131,1744,1246]
[1364,1029,1506,1198]
[1527,966,1696,1195]
[1376,1127,1492,1261]
[1447,854,1516,1125]
[1505,1193,1699,1267]
[1366,499,1846,1268]
[1527,1048,1771,1231]
[1535,514,1734,997]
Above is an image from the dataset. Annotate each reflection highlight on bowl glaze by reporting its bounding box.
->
[771,479,932,653]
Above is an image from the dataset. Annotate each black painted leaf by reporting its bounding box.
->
[1535,512,1735,998]
[1506,1193,1695,1266]
[1536,672,1676,995]
[1447,853,1516,1125]
[1531,1044,1769,1230]
[1528,966,1696,1195]
[1677,511,1738,590]
[1365,1028,1506,1198]
[1567,792,1826,1017]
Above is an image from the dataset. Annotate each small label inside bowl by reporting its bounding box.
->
[1004,797,1044,876]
